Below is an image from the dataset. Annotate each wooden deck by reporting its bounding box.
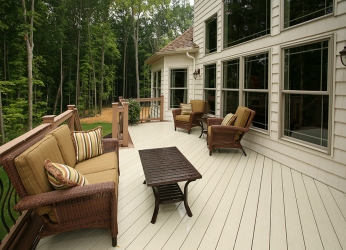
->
[36,121,346,250]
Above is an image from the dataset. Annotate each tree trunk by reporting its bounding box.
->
[131,4,140,98]
[123,32,128,98]
[60,39,63,114]
[75,0,82,106]
[0,91,5,144]
[22,0,35,130]
[99,33,105,115]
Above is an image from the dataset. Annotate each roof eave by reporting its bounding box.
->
[145,47,199,65]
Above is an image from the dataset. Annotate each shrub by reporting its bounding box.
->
[128,99,141,125]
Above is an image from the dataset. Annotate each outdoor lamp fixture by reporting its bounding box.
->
[340,45,346,66]
[193,69,200,80]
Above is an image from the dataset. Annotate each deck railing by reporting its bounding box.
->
[127,95,164,122]
[112,101,129,147]
[112,95,164,147]
[0,105,82,250]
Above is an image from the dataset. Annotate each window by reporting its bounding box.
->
[170,69,187,108]
[223,59,239,114]
[222,53,269,131]
[284,0,333,28]
[283,40,330,149]
[244,53,269,130]
[224,0,270,48]
[153,71,161,98]
[205,64,216,114]
[205,15,217,54]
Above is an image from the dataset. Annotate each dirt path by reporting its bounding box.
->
[79,108,113,124]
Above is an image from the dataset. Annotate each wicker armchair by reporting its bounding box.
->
[207,106,256,156]
[2,135,119,247]
[172,100,207,134]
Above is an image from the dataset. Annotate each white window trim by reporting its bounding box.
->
[169,68,188,110]
[221,50,271,134]
[280,0,334,31]
[279,35,334,154]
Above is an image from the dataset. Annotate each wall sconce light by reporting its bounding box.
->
[193,69,200,80]
[340,45,346,66]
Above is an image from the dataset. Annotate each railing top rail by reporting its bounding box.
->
[0,106,77,165]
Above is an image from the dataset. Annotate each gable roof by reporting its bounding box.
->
[159,27,199,52]
[145,27,199,65]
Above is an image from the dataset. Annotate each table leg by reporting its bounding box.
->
[199,121,204,138]
[151,187,160,224]
[183,180,195,217]
[143,180,146,184]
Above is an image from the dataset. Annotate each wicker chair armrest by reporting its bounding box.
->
[172,108,182,117]
[102,138,119,154]
[207,118,223,126]
[210,125,250,133]
[14,182,115,212]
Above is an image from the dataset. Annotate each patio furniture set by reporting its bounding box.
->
[2,100,255,247]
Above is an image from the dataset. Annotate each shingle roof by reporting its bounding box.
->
[159,27,199,52]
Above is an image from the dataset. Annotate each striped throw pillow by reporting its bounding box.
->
[181,104,192,115]
[44,159,88,189]
[71,126,103,163]
[221,113,238,126]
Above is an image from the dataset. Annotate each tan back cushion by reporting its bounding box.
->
[46,125,76,167]
[14,135,65,218]
[233,106,251,141]
[234,106,251,128]
[190,100,205,113]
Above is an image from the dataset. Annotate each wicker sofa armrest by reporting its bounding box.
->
[207,118,223,126]
[102,138,119,154]
[14,182,115,212]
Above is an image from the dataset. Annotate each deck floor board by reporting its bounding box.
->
[36,122,346,250]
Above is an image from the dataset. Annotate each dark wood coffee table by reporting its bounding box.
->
[138,146,202,224]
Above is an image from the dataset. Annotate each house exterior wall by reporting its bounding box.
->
[151,54,199,120]
[193,0,346,191]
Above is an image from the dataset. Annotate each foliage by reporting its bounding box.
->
[0,0,193,145]
[128,99,141,125]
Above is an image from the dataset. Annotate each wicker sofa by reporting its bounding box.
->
[2,124,119,247]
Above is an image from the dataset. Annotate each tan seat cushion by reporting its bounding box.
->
[14,135,64,217]
[190,100,205,113]
[84,169,118,185]
[75,152,118,175]
[175,114,191,122]
[46,125,76,168]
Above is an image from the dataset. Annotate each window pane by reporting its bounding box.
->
[245,92,268,130]
[171,69,187,88]
[170,89,187,108]
[158,71,161,88]
[224,0,270,48]
[223,59,239,89]
[205,64,216,88]
[205,89,216,115]
[223,91,239,115]
[206,15,217,54]
[284,94,328,147]
[284,41,328,91]
[284,0,333,28]
[244,53,268,89]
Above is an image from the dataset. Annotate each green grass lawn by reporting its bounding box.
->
[81,123,112,137]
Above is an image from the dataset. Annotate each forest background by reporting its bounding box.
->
[0,0,193,144]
